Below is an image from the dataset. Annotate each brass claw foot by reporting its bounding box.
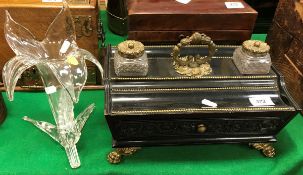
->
[107,147,140,164]
[249,143,275,157]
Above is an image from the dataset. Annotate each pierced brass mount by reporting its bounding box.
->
[107,147,140,164]
[171,32,217,77]
[66,15,93,38]
[249,143,275,157]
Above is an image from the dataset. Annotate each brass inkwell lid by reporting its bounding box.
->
[117,40,145,59]
[242,40,270,55]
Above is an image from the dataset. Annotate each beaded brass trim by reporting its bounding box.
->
[111,56,253,60]
[212,56,233,59]
[109,56,233,60]
[112,45,240,49]
[112,107,294,115]
[111,75,277,81]
[112,86,278,92]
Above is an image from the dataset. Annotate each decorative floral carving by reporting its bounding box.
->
[114,119,280,139]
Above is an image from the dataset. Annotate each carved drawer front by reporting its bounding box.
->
[112,118,281,140]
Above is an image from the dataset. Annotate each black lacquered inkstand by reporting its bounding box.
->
[103,33,300,163]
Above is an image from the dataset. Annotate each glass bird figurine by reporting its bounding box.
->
[2,1,103,168]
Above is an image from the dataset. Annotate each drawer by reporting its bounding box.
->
[109,117,281,141]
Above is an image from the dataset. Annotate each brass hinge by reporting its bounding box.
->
[97,18,106,47]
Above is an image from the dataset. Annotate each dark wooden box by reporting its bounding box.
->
[0,93,6,125]
[0,0,102,89]
[127,0,257,44]
[104,45,299,149]
[266,0,303,113]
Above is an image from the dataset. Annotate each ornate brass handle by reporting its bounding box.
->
[171,32,217,77]
[197,124,207,133]
[172,32,217,67]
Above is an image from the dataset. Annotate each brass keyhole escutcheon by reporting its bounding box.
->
[197,124,207,133]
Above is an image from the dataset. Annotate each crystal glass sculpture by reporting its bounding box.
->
[2,2,103,169]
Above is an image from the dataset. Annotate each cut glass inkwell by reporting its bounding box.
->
[114,40,148,77]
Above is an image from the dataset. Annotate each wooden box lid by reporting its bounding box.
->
[128,0,257,31]
[0,0,96,8]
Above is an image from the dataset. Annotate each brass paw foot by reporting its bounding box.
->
[107,147,140,164]
[249,143,275,157]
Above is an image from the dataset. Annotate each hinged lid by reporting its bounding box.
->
[117,40,144,59]
[0,0,95,8]
[242,40,270,54]
[104,45,299,116]
[128,0,257,31]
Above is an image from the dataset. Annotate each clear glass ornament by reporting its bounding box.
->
[2,1,103,169]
